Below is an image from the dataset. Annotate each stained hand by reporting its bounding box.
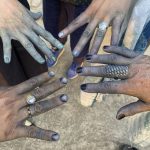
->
[0,72,68,142]
[0,0,63,64]
[77,46,150,119]
[59,0,136,56]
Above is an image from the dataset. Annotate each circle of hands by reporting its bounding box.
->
[1,0,150,143]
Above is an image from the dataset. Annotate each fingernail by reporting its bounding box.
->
[4,56,10,64]
[81,84,87,91]
[51,55,56,61]
[57,43,64,50]
[60,94,68,102]
[51,133,60,141]
[48,71,55,77]
[76,67,83,73]
[58,32,64,38]
[60,77,68,84]
[73,50,79,57]
[39,58,45,64]
[117,114,125,120]
[86,54,92,60]
[103,46,110,50]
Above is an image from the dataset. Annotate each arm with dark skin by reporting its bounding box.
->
[0,72,68,142]
[77,46,150,120]
[0,0,63,64]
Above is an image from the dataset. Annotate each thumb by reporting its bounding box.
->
[116,100,150,120]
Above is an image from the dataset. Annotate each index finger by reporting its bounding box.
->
[32,23,64,50]
[58,12,88,38]
[14,72,55,94]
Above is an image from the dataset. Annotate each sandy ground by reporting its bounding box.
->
[0,0,150,150]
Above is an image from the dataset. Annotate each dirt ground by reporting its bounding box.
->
[0,1,150,150]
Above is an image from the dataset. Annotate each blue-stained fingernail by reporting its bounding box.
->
[58,32,64,38]
[103,46,110,50]
[4,56,10,64]
[60,94,68,102]
[73,50,79,57]
[60,78,68,84]
[51,133,60,141]
[52,56,56,61]
[48,71,55,77]
[81,84,87,91]
[58,43,64,50]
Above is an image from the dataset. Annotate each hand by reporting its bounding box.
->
[123,0,150,49]
[0,72,68,142]
[77,46,150,120]
[0,0,63,64]
[58,0,136,56]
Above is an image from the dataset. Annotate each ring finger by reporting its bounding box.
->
[20,94,68,119]
[90,17,110,54]
[21,78,68,106]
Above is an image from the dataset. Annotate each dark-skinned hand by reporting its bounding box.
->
[77,46,150,120]
[0,72,68,142]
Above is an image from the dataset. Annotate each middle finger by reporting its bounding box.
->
[21,78,68,106]
[72,19,98,57]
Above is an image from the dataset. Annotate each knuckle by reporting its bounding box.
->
[26,126,36,137]
[32,88,44,98]
[102,82,112,92]
[110,54,117,62]
[83,29,92,37]
[24,42,33,49]
[38,39,45,47]
[29,78,39,87]
[43,31,50,39]
[33,103,43,114]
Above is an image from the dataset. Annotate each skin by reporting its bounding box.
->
[77,46,150,120]
[59,0,137,56]
[0,72,68,142]
[0,0,63,64]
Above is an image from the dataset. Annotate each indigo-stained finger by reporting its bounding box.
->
[15,72,53,94]
[116,100,150,120]
[23,30,55,61]
[90,18,110,54]
[21,126,60,141]
[72,19,98,57]
[32,24,64,50]
[80,81,125,94]
[30,78,68,100]
[0,30,12,63]
[86,54,132,65]
[22,94,68,117]
[111,16,123,46]
[103,46,141,58]
[16,33,45,64]
[90,27,107,54]
[78,65,129,79]
[58,13,88,38]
